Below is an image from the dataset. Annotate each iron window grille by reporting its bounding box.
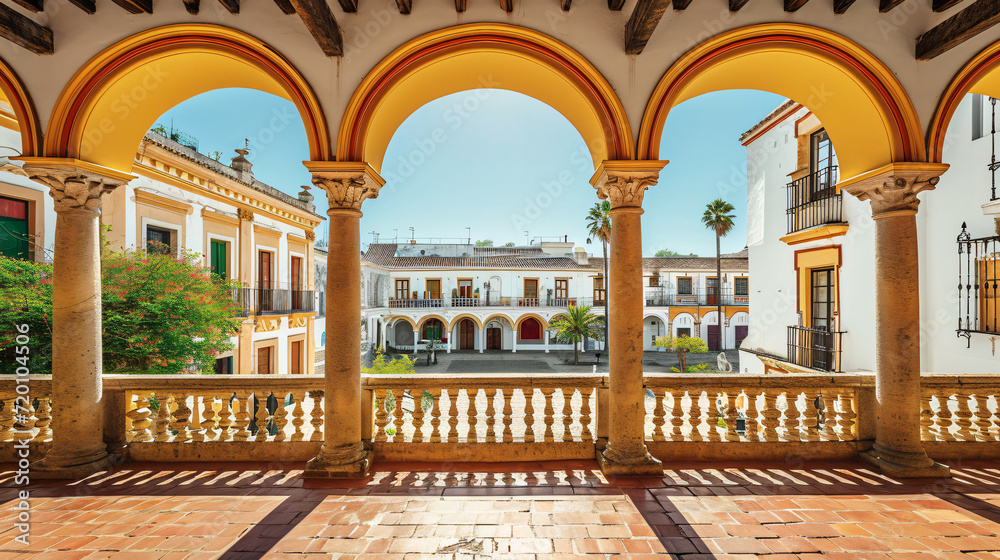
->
[956,222,1000,346]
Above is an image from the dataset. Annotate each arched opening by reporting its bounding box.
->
[43,24,330,174]
[643,314,665,351]
[518,317,542,343]
[0,58,41,158]
[339,23,631,174]
[420,317,446,342]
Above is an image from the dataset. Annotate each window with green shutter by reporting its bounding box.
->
[210,240,227,279]
[0,196,29,260]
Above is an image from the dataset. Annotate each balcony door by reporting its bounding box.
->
[555,279,568,304]
[523,279,538,306]
[291,256,303,310]
[426,279,441,300]
[810,129,837,200]
[258,251,273,312]
[810,268,835,370]
[395,279,410,300]
[458,279,473,298]
[706,277,719,306]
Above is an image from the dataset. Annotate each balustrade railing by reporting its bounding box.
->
[245,287,316,315]
[786,166,843,234]
[787,325,844,372]
[644,288,750,307]
[920,375,1000,443]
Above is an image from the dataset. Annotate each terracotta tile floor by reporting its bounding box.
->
[0,459,999,559]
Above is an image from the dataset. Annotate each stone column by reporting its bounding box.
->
[302,162,383,478]
[413,329,419,354]
[840,162,950,478]
[479,326,484,354]
[591,160,667,476]
[544,330,550,353]
[23,160,131,478]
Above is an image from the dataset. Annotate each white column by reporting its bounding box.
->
[446,325,452,354]
[544,330,550,353]
[512,328,517,353]
[479,326,484,354]
[413,329,419,354]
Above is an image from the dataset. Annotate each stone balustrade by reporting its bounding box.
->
[2,372,999,464]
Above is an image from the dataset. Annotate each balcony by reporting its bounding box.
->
[786,166,843,234]
[787,325,845,372]
[388,298,444,308]
[644,287,750,307]
[237,286,316,316]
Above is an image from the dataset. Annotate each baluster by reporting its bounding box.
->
[523,388,535,442]
[746,391,762,442]
[231,392,252,442]
[289,392,305,441]
[374,389,390,443]
[34,397,52,441]
[971,393,993,442]
[761,391,782,442]
[561,388,573,443]
[0,397,14,441]
[411,389,426,443]
[502,389,513,443]
[392,388,407,442]
[154,394,173,442]
[920,394,937,441]
[837,389,857,440]
[308,390,324,441]
[651,389,666,442]
[486,389,498,443]
[988,395,1000,441]
[802,390,821,442]
[938,394,957,441]
[428,389,442,443]
[272,393,289,442]
[170,394,192,442]
[466,388,479,442]
[541,388,556,443]
[953,392,975,442]
[253,391,270,442]
[688,391,704,442]
[820,391,839,441]
[201,394,219,442]
[217,392,234,441]
[580,387,593,441]
[724,392,740,442]
[126,394,153,442]
[445,389,459,442]
[16,398,35,433]
[668,391,685,442]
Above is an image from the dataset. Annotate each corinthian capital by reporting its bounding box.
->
[839,162,949,218]
[590,160,668,209]
[305,161,384,213]
[20,158,132,213]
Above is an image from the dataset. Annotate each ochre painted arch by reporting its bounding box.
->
[45,24,330,173]
[928,38,1000,163]
[416,314,448,330]
[0,57,41,157]
[514,313,548,331]
[448,314,484,331]
[482,313,515,327]
[638,24,924,179]
[389,316,417,329]
[338,23,633,172]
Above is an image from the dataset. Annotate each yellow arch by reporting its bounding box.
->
[389,316,417,329]
[45,24,330,173]
[449,314,484,331]
[0,58,41,157]
[416,314,448,331]
[928,38,1000,163]
[482,313,515,327]
[338,23,632,172]
[638,24,924,179]
[514,313,548,331]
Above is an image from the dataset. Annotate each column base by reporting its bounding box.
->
[302,442,372,479]
[598,445,663,477]
[31,451,123,480]
[860,444,950,478]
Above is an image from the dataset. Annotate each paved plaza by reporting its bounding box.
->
[2,459,1000,559]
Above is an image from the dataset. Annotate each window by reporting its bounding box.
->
[146,225,175,255]
[0,196,29,260]
[214,356,233,375]
[649,276,659,287]
[395,279,410,299]
[458,278,473,298]
[677,277,693,295]
[593,276,605,304]
[426,279,441,299]
[809,129,838,200]
[677,327,692,338]
[291,256,303,309]
[810,268,836,332]
[257,250,273,288]
[555,279,568,300]
[209,240,227,279]
[524,279,538,298]
[735,277,749,296]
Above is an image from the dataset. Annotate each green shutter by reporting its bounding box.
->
[0,217,29,260]
[211,241,227,279]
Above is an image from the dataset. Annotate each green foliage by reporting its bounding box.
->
[669,363,711,373]
[209,150,224,162]
[701,199,737,238]
[585,200,612,247]
[549,305,604,364]
[363,350,416,374]
[475,239,493,246]
[151,124,168,136]
[656,335,709,373]
[502,242,515,247]
[0,257,53,374]
[654,249,698,257]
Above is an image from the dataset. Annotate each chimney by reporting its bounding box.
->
[298,185,315,211]
[231,148,254,183]
[574,247,588,265]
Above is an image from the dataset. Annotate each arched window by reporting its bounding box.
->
[422,319,445,341]
[520,318,541,340]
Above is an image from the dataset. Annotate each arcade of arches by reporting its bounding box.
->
[4,20,1000,480]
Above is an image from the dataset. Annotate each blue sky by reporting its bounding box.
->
[158,88,784,256]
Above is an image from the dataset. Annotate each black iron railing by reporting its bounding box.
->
[957,223,1000,346]
[643,287,750,306]
[787,325,844,372]
[243,287,316,315]
[786,166,842,234]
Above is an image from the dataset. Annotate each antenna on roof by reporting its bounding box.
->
[369,230,379,243]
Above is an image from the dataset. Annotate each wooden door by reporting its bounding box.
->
[427,279,441,300]
[460,319,475,349]
[291,256,302,310]
[290,341,302,374]
[257,346,272,375]
[258,251,273,312]
[735,326,748,348]
[523,279,538,306]
[706,277,719,306]
[707,325,720,351]
[487,328,502,350]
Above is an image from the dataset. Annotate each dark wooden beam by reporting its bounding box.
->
[917,0,1000,60]
[395,0,411,13]
[729,0,750,10]
[879,0,906,11]
[273,0,295,13]
[0,2,53,54]
[218,0,238,13]
[624,0,670,55]
[110,0,152,12]
[784,0,809,10]
[561,0,571,9]
[10,0,43,13]
[499,0,513,11]
[455,0,466,11]
[288,0,343,56]
[609,0,626,8]
[182,0,200,13]
[673,0,694,10]
[67,0,96,12]
[338,0,357,11]
[933,0,965,10]
[833,0,856,13]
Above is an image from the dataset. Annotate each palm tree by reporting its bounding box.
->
[585,200,611,356]
[701,199,736,351]
[549,305,605,365]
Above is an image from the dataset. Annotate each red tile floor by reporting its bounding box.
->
[0,459,999,559]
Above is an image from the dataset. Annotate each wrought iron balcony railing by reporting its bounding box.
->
[239,287,316,315]
[643,287,750,307]
[787,325,844,372]
[956,223,1000,345]
[786,166,843,234]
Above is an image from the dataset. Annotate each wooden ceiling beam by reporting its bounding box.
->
[784,0,809,10]
[110,0,152,13]
[273,0,295,13]
[338,0,358,11]
[499,0,513,11]
[0,2,53,54]
[561,0,571,9]
[218,0,239,13]
[933,0,965,10]
[68,0,96,12]
[609,0,626,8]
[729,0,750,10]
[879,0,906,11]
[455,0,467,11]
[833,0,856,13]
[396,0,411,13]
[917,0,1000,60]
[182,0,200,13]
[10,0,43,13]
[289,0,344,56]
[625,0,670,55]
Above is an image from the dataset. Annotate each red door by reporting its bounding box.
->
[735,326,748,349]
[707,325,720,351]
